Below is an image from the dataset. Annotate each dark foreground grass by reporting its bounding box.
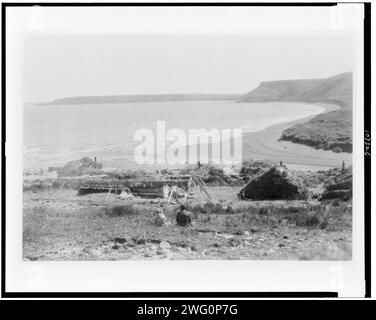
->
[187,200,350,230]
[23,200,350,245]
[103,204,140,217]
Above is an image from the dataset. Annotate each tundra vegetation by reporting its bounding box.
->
[23,160,352,261]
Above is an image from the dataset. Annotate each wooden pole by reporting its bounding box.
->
[196,177,212,200]
[49,180,65,200]
[105,186,112,202]
[167,188,174,204]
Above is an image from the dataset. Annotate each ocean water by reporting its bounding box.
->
[23,101,324,170]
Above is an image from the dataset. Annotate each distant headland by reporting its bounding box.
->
[237,72,353,153]
[38,93,242,105]
[37,72,352,153]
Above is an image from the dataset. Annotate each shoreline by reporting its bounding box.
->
[241,103,352,169]
[240,101,328,134]
[23,102,351,173]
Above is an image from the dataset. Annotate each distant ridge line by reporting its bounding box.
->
[39,93,243,105]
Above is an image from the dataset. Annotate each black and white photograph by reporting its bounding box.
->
[23,33,355,262]
[2,2,371,299]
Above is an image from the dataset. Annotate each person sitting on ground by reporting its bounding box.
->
[176,204,191,226]
[155,208,167,226]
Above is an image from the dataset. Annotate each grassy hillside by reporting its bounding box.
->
[238,72,353,153]
[238,78,323,102]
[280,110,352,152]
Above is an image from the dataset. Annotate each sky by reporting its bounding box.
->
[23,34,353,102]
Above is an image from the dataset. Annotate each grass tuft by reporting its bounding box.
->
[104,204,140,217]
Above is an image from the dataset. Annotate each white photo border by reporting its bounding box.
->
[2,2,370,298]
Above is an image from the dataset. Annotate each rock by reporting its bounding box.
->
[160,241,171,249]
[278,243,285,248]
[243,231,250,236]
[155,209,167,226]
[283,235,289,239]
[250,227,258,233]
[112,245,120,250]
[176,205,192,226]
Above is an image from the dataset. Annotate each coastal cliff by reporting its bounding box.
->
[238,72,353,153]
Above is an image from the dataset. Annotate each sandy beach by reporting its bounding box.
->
[241,103,352,170]
[23,102,351,173]
[103,102,349,171]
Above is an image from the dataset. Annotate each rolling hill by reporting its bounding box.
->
[238,72,353,153]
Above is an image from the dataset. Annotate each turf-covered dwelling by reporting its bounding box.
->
[238,165,306,200]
